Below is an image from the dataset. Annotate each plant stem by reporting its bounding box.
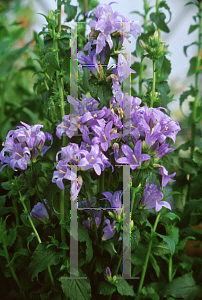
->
[114,243,122,276]
[136,212,161,300]
[191,3,201,159]
[3,242,26,298]
[19,192,54,286]
[151,60,156,107]
[168,255,173,283]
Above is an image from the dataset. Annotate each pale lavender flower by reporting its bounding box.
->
[56,115,80,139]
[159,166,176,189]
[100,190,122,217]
[30,199,50,222]
[52,160,77,190]
[77,49,99,74]
[116,140,150,170]
[83,210,103,229]
[102,219,116,240]
[139,182,171,212]
[155,142,175,159]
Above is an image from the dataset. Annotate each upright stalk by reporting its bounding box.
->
[191,3,201,159]
[151,60,156,107]
[136,212,161,300]
[19,192,54,286]
[168,255,173,283]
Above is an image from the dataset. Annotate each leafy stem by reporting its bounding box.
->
[168,254,173,283]
[191,2,202,159]
[19,191,55,286]
[136,211,161,300]
[151,60,156,107]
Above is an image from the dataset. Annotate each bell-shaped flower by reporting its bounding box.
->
[116,140,150,170]
[158,166,176,189]
[83,210,103,229]
[102,219,116,240]
[30,199,50,222]
[100,190,122,217]
[139,182,171,212]
[52,160,77,190]
[56,114,80,139]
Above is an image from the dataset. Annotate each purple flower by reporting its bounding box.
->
[78,144,105,175]
[52,160,77,190]
[100,190,122,217]
[106,267,111,279]
[117,54,136,81]
[116,140,151,170]
[155,142,175,159]
[92,121,120,152]
[139,182,171,212]
[102,219,116,240]
[83,210,103,229]
[77,48,99,74]
[158,166,176,189]
[30,199,50,222]
[56,114,80,139]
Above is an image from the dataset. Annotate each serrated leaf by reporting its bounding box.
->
[7,228,17,247]
[117,279,135,296]
[45,52,60,71]
[78,223,93,263]
[164,273,202,300]
[99,281,116,296]
[152,242,171,256]
[150,254,160,278]
[179,87,196,107]
[163,212,180,221]
[142,286,160,300]
[60,277,92,300]
[29,243,62,280]
[150,12,169,33]
[188,24,199,34]
[131,227,140,251]
[161,56,171,79]
[155,56,164,72]
[193,149,202,165]
[188,56,197,76]
[64,3,77,22]
[159,1,171,23]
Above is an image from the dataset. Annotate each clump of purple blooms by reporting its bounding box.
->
[0,122,53,171]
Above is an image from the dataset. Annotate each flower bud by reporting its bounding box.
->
[37,139,44,150]
[32,147,38,162]
[139,39,146,48]
[150,141,159,153]
[154,30,159,40]
[106,267,111,279]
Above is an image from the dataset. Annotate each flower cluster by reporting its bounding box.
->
[0,122,53,171]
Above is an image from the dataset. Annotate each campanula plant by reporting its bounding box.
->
[0,1,202,300]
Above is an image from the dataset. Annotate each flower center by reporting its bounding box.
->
[132,154,138,164]
[59,170,66,174]
[15,152,23,158]
[161,126,168,132]
[89,156,94,163]
[61,125,69,129]
[103,134,107,142]
[26,130,31,138]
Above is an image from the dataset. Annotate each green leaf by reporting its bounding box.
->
[103,242,117,259]
[183,42,198,57]
[131,227,140,251]
[185,1,195,6]
[163,212,180,221]
[78,223,93,263]
[188,56,197,77]
[142,286,160,300]
[150,12,169,33]
[188,24,199,34]
[179,86,196,107]
[45,52,60,71]
[155,56,164,72]
[130,11,144,17]
[152,241,171,256]
[131,62,147,79]
[29,242,62,280]
[7,248,29,267]
[7,228,17,247]
[60,277,92,300]
[0,41,31,77]
[64,2,77,22]
[99,281,116,296]
[161,57,171,79]
[152,231,175,254]
[150,254,160,278]
[159,1,172,23]
[193,149,202,165]
[164,273,202,300]
[117,279,135,296]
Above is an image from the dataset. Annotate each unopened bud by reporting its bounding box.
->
[106,267,111,279]
[154,30,159,40]
[158,43,164,53]
[32,147,38,162]
[37,140,44,150]
[139,39,146,48]
[150,141,159,153]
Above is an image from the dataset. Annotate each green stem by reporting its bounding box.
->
[156,0,159,14]
[139,56,144,95]
[131,188,136,219]
[60,189,66,247]
[151,60,156,107]
[168,255,173,283]
[191,3,201,159]
[57,1,61,32]
[3,242,26,298]
[114,243,122,276]
[19,192,54,286]
[136,212,161,300]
